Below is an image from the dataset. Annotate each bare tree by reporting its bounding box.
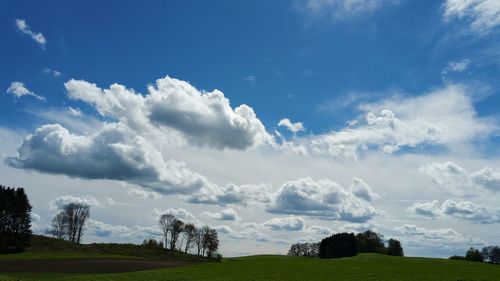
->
[194,227,204,255]
[159,213,175,249]
[201,225,210,256]
[51,203,89,244]
[50,212,67,239]
[170,219,184,251]
[206,228,219,258]
[183,223,196,253]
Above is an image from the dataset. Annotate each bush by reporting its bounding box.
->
[386,239,404,256]
[214,253,223,262]
[319,232,358,259]
[449,255,465,260]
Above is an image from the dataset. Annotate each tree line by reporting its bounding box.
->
[450,246,500,264]
[288,230,403,259]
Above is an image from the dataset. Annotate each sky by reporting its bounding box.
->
[1,0,500,258]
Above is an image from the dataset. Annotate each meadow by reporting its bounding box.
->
[2,253,500,281]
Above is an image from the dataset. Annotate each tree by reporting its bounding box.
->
[465,247,484,262]
[183,223,196,253]
[0,185,32,253]
[287,243,319,257]
[51,203,89,244]
[194,227,204,255]
[319,232,358,259]
[51,212,67,239]
[169,219,184,251]
[201,225,210,256]
[482,246,500,264]
[159,213,175,249]
[356,230,386,254]
[386,239,404,256]
[206,228,219,258]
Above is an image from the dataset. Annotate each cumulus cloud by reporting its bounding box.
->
[420,161,500,194]
[65,76,273,150]
[262,216,305,231]
[393,224,484,247]
[6,122,210,195]
[127,187,160,199]
[442,199,500,224]
[87,219,160,239]
[202,208,240,221]
[409,199,500,224]
[306,225,334,236]
[297,0,396,22]
[15,19,46,47]
[349,177,378,202]
[68,107,83,117]
[6,82,45,100]
[49,195,101,210]
[278,118,305,133]
[185,183,271,206]
[444,0,500,34]
[309,84,495,158]
[153,208,200,225]
[408,200,442,218]
[267,177,378,222]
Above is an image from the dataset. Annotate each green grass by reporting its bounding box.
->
[3,254,500,281]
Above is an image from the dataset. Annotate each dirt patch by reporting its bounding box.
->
[0,259,193,273]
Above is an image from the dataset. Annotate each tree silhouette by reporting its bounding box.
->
[0,185,32,253]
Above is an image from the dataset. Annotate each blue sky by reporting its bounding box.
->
[1,0,500,257]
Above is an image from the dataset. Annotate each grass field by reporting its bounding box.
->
[2,253,500,281]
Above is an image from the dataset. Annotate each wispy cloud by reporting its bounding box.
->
[242,75,256,82]
[444,0,500,35]
[43,68,62,77]
[15,19,46,48]
[6,82,46,100]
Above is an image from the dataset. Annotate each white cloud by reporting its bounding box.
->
[6,122,211,195]
[420,161,500,194]
[306,225,334,236]
[87,219,160,239]
[444,0,500,34]
[65,76,273,150]
[242,75,256,82]
[127,187,160,199]
[442,199,500,224]
[262,216,305,231]
[202,208,240,221]
[153,208,200,225]
[185,183,271,206]
[49,195,101,210]
[297,0,396,22]
[278,118,305,133]
[408,200,442,218]
[43,68,62,77]
[309,84,495,158]
[393,224,484,247]
[15,19,46,47]
[267,177,378,222]
[442,59,471,75]
[6,82,45,100]
[68,107,83,117]
[349,177,378,202]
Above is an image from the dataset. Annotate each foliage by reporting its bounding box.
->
[449,255,465,260]
[0,185,32,253]
[465,247,484,262]
[319,232,358,259]
[386,239,404,256]
[287,243,319,257]
[482,246,500,264]
[356,231,385,254]
[141,238,164,249]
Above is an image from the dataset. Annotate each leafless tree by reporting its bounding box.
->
[50,212,67,239]
[206,228,219,258]
[183,223,196,253]
[51,203,89,244]
[201,225,210,256]
[194,227,204,255]
[170,218,184,251]
[159,213,175,249]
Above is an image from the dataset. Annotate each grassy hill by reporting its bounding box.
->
[3,253,500,281]
[0,235,208,262]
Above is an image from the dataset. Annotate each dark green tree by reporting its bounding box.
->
[0,185,32,253]
[465,247,484,262]
[356,230,386,254]
[319,232,358,259]
[386,238,404,256]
